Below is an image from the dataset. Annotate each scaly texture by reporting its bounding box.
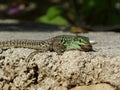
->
[0,39,53,51]
[0,35,93,54]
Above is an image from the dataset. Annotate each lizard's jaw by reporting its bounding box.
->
[81,45,93,52]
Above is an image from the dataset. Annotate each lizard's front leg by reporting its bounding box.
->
[26,41,53,62]
[52,39,66,55]
[26,50,41,62]
[26,47,51,62]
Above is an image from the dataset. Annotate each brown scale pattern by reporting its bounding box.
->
[0,39,53,50]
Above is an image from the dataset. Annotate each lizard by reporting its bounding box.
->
[0,35,93,61]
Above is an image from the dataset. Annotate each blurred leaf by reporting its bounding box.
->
[50,16,69,25]
[46,6,63,19]
[36,15,48,23]
[36,6,69,26]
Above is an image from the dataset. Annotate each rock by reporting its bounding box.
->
[70,83,115,90]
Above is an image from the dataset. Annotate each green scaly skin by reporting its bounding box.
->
[52,35,93,54]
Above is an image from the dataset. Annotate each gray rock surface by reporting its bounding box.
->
[0,31,120,90]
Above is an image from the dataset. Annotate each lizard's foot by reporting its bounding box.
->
[26,50,41,62]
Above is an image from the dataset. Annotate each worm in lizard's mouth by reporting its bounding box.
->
[81,45,93,52]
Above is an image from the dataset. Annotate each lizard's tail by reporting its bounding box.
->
[0,40,42,49]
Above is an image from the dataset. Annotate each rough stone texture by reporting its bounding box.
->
[70,83,116,90]
[0,32,120,90]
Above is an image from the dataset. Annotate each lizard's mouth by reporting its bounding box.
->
[81,45,93,52]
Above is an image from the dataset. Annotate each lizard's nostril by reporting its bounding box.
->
[81,45,93,52]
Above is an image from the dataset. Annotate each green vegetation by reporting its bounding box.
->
[0,0,120,26]
[36,6,69,26]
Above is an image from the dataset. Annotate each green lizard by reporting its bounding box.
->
[0,35,93,61]
[52,35,93,54]
[0,35,93,53]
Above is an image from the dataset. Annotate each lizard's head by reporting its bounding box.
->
[66,36,93,52]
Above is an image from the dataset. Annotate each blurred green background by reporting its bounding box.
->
[0,0,120,26]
